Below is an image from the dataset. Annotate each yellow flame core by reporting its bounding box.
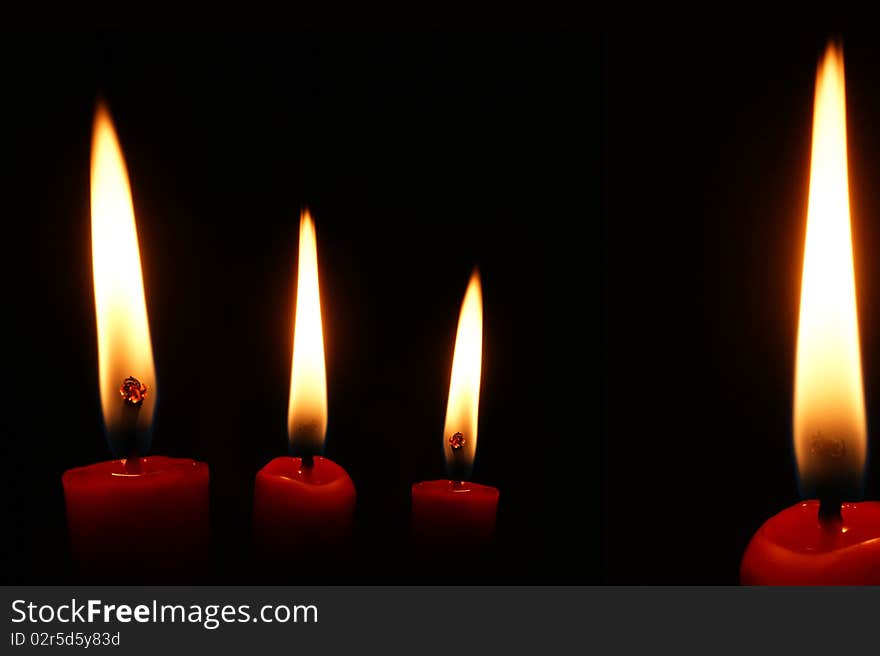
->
[287,210,328,453]
[794,44,866,492]
[443,271,483,474]
[91,104,156,434]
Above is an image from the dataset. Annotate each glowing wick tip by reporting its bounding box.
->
[449,432,466,451]
[119,376,148,407]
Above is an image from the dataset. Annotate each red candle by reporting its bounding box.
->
[741,44,880,585]
[63,457,210,581]
[412,271,499,553]
[411,480,498,548]
[62,104,210,582]
[741,502,880,585]
[253,456,355,558]
[252,209,355,559]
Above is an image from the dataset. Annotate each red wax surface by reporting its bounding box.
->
[411,479,499,552]
[741,501,880,585]
[252,456,356,559]
[62,456,210,582]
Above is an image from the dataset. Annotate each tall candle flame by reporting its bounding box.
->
[443,270,483,479]
[287,209,328,455]
[794,43,866,498]
[91,102,157,445]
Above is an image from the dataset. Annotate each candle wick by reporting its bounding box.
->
[818,497,843,527]
[301,453,315,470]
[109,375,149,460]
[447,432,469,483]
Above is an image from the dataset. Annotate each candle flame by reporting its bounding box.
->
[287,209,328,454]
[443,270,483,479]
[91,102,156,439]
[794,43,866,497]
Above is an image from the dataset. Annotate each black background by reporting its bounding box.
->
[0,33,601,584]
[12,30,880,588]
[604,32,880,583]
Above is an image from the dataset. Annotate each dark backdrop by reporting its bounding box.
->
[0,32,601,584]
[603,32,880,583]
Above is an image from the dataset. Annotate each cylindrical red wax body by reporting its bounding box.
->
[62,456,210,583]
[252,456,356,560]
[741,500,880,585]
[411,479,499,553]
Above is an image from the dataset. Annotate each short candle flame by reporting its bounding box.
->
[91,102,156,439]
[443,271,483,479]
[794,43,866,497]
[287,209,328,455]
